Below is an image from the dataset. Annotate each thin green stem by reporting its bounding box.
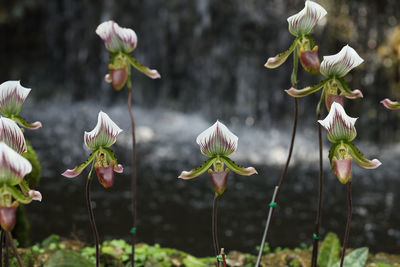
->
[6,232,23,267]
[86,164,99,267]
[212,194,220,267]
[291,48,299,87]
[340,182,353,267]
[127,80,137,267]
[311,111,324,267]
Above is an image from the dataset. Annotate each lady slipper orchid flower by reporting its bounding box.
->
[62,111,123,188]
[0,81,42,129]
[318,102,381,184]
[179,121,257,195]
[381,98,400,110]
[286,45,364,111]
[265,1,327,74]
[0,142,41,231]
[96,20,160,91]
[0,117,27,154]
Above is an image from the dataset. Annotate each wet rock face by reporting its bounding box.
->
[1,0,399,132]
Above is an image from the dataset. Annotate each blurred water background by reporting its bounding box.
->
[1,0,400,256]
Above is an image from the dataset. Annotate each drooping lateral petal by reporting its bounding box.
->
[12,115,42,130]
[84,111,122,149]
[28,190,42,201]
[0,117,27,153]
[96,20,137,53]
[196,121,238,157]
[285,79,327,98]
[287,0,327,37]
[320,45,364,78]
[318,102,357,143]
[61,151,96,178]
[0,81,31,116]
[335,77,363,99]
[126,54,161,79]
[0,142,32,186]
[220,156,258,176]
[178,157,216,180]
[265,39,298,69]
[346,143,381,169]
[5,184,33,204]
[381,98,400,110]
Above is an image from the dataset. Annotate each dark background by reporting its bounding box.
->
[1,0,400,256]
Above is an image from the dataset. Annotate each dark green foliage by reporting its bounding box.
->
[13,205,30,247]
[23,140,41,188]
[44,250,92,267]
[318,232,340,267]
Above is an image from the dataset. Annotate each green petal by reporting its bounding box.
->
[61,151,96,178]
[178,157,216,180]
[125,54,161,79]
[5,184,32,204]
[346,142,381,169]
[328,143,340,169]
[336,78,363,99]
[220,156,257,176]
[264,39,298,69]
[11,115,42,130]
[285,79,328,98]
[19,180,30,194]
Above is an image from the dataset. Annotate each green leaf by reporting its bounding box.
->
[332,247,368,267]
[44,250,93,267]
[265,38,298,69]
[220,156,257,176]
[345,142,381,169]
[183,255,209,267]
[374,263,395,267]
[179,157,216,179]
[318,233,341,267]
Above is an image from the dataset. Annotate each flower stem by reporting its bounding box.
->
[340,181,353,267]
[0,230,3,267]
[4,231,8,267]
[127,82,137,267]
[6,232,23,267]
[212,194,220,266]
[311,112,324,267]
[255,186,278,267]
[86,171,99,267]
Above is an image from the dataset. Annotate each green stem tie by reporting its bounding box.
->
[313,233,321,240]
[269,202,277,208]
[216,255,223,262]
[130,227,136,234]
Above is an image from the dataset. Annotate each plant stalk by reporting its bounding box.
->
[311,111,324,267]
[0,230,3,267]
[255,186,278,267]
[127,82,137,267]
[6,232,23,267]
[340,181,353,267]
[4,231,8,267]
[86,172,99,267]
[212,194,220,267]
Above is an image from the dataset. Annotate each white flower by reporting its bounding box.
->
[196,121,238,157]
[84,111,122,150]
[320,45,364,77]
[318,102,357,143]
[0,81,31,116]
[287,1,327,37]
[0,142,32,186]
[0,117,27,154]
[96,20,137,53]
